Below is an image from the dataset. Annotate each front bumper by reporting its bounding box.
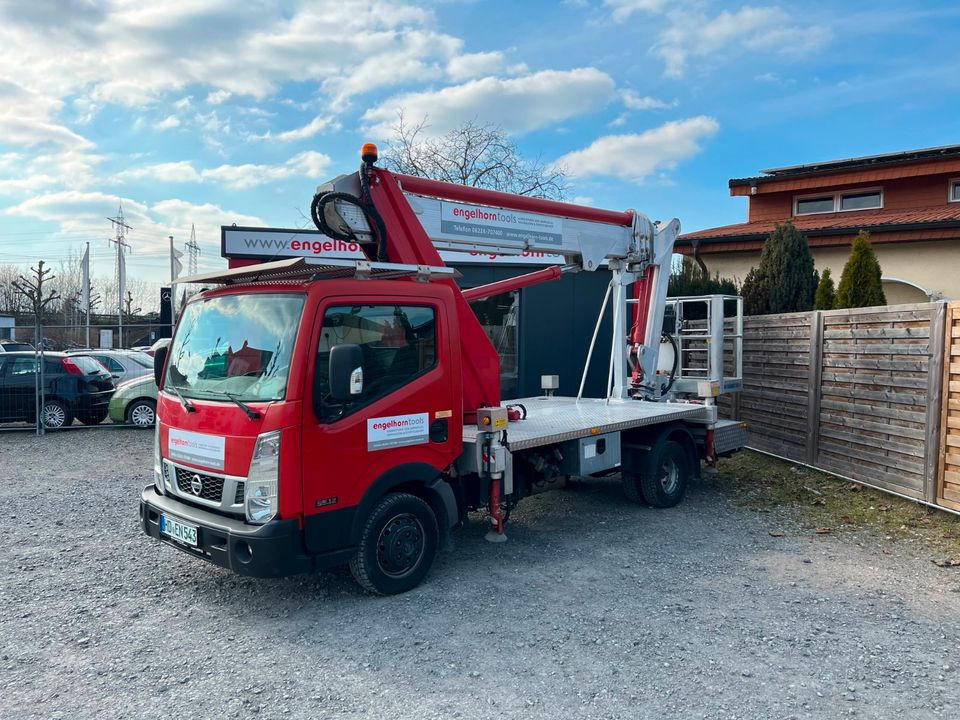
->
[140,486,342,577]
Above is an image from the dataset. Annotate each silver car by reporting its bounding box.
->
[67,350,153,383]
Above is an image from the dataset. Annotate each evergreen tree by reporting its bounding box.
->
[761,221,818,313]
[668,257,738,297]
[814,267,836,310]
[834,231,886,308]
[740,266,769,316]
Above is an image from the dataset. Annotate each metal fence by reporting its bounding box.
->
[1,323,170,434]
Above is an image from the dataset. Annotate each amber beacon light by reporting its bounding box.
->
[361,143,379,164]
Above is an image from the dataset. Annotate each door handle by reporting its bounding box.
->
[429,419,448,443]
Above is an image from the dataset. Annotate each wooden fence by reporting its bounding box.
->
[938,305,960,510]
[729,301,955,508]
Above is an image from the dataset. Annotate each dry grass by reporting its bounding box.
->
[714,450,960,560]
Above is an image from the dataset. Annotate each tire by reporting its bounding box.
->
[349,492,438,595]
[126,399,157,428]
[638,440,690,508]
[621,472,646,504]
[41,399,72,429]
[78,409,108,425]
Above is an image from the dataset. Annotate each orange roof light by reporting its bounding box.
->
[361,143,379,164]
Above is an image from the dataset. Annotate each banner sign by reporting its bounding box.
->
[168,428,226,470]
[222,227,564,266]
[439,202,563,247]
[367,413,429,451]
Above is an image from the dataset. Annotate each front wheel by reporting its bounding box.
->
[638,440,691,508]
[349,492,438,595]
[126,399,157,428]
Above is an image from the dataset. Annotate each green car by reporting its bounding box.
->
[108,374,157,428]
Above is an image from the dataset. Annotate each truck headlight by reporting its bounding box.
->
[154,421,164,495]
[245,430,281,524]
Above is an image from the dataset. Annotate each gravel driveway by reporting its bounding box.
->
[1,429,959,719]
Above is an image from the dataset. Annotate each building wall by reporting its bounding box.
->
[700,238,960,302]
[453,264,613,399]
[747,172,958,222]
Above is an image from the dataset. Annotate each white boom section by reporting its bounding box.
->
[317,173,680,400]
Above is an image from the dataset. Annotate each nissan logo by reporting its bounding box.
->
[190,474,203,495]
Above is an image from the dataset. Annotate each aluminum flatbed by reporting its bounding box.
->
[462,396,714,451]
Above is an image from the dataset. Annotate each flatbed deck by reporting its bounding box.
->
[463,397,713,451]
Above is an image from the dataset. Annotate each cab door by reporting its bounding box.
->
[300,288,462,554]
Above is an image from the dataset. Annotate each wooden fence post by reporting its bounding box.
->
[806,310,824,466]
[926,301,947,504]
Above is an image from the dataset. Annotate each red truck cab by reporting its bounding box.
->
[140,274,465,594]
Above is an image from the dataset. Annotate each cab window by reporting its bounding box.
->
[315,305,436,422]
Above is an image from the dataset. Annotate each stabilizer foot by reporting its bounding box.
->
[484,530,508,543]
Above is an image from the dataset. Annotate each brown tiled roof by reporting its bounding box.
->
[729,144,960,187]
[678,206,960,244]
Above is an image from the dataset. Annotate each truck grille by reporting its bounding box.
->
[163,459,245,515]
[175,467,224,502]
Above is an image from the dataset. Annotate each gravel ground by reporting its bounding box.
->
[2,429,960,720]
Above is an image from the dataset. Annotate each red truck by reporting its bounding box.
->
[140,145,745,594]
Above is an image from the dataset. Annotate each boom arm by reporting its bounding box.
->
[314,165,679,404]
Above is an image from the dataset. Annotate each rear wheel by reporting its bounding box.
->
[41,399,72,429]
[639,440,690,508]
[126,399,157,428]
[349,492,438,595]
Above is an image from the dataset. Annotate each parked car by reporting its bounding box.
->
[108,374,157,428]
[67,349,152,383]
[0,340,34,352]
[0,352,115,428]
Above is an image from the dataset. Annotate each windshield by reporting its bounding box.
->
[126,351,153,368]
[165,293,306,402]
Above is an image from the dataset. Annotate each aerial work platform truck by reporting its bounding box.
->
[140,144,746,594]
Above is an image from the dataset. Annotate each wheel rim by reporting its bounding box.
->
[376,513,425,578]
[130,403,155,427]
[43,403,65,428]
[659,457,680,495]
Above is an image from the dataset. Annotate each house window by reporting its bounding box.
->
[794,188,883,215]
[795,196,835,215]
[950,179,960,202]
[839,190,882,211]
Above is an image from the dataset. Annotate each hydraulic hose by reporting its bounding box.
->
[310,161,389,261]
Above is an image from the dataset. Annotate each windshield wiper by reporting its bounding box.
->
[220,391,262,420]
[165,382,196,413]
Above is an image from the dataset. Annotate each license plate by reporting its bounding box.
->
[160,514,198,547]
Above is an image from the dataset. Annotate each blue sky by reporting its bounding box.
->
[0,0,957,284]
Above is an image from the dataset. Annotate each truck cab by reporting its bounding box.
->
[142,273,468,593]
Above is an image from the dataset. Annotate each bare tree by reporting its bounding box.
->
[0,263,28,314]
[381,112,569,200]
[13,261,60,329]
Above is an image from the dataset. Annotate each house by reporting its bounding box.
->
[677,145,960,303]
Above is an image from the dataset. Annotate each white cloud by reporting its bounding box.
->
[554,116,719,182]
[0,1,465,112]
[154,115,181,130]
[362,68,617,139]
[653,6,829,77]
[258,115,337,142]
[202,151,331,189]
[115,161,202,184]
[114,151,332,190]
[446,51,506,81]
[206,90,231,105]
[5,190,263,258]
[620,90,677,110]
[604,0,668,23]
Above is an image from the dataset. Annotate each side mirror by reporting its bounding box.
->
[154,345,168,387]
[329,344,363,401]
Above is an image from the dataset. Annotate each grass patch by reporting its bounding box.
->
[714,449,960,558]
